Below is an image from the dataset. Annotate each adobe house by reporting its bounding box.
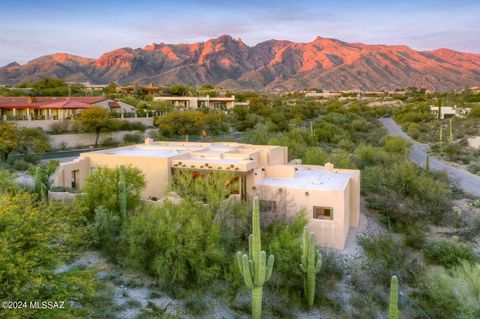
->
[55,140,360,249]
[154,95,236,110]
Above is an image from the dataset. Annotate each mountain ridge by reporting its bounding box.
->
[1,34,480,91]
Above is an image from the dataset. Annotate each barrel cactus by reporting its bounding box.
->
[389,275,399,319]
[236,197,274,319]
[299,226,322,308]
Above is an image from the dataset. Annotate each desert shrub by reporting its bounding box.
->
[48,120,71,134]
[92,206,119,258]
[381,135,411,154]
[240,123,271,145]
[123,132,144,145]
[423,239,477,268]
[313,121,347,144]
[123,199,227,288]
[354,144,389,168]
[303,147,329,165]
[406,122,422,140]
[81,165,145,217]
[358,233,407,285]
[262,215,307,301]
[418,262,480,319]
[110,119,146,132]
[184,293,208,316]
[0,170,18,193]
[0,191,111,318]
[170,170,236,209]
[12,159,32,171]
[364,161,451,224]
[100,137,120,147]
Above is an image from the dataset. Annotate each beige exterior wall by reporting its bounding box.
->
[252,175,352,249]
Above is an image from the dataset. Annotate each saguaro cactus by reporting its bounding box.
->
[439,123,443,144]
[236,197,274,319]
[34,166,43,194]
[34,167,48,203]
[389,275,399,319]
[118,165,133,225]
[425,155,430,174]
[448,117,453,143]
[299,226,322,308]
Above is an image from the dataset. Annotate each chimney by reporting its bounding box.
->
[324,162,335,171]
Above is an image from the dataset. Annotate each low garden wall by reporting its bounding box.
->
[11,117,154,130]
[49,129,157,149]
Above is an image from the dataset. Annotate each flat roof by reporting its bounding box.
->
[102,147,193,158]
[255,169,350,191]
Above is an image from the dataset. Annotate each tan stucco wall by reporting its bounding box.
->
[83,153,172,199]
[252,182,351,249]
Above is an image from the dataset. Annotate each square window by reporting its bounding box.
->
[313,206,333,220]
[260,200,277,212]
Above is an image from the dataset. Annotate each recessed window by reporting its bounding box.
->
[260,200,277,212]
[313,206,333,220]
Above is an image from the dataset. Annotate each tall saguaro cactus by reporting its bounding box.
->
[34,167,48,203]
[448,117,453,143]
[236,197,274,319]
[389,275,399,319]
[299,226,322,308]
[118,165,133,225]
[439,123,443,144]
[425,155,430,174]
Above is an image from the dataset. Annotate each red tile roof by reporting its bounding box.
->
[38,100,91,109]
[0,96,108,109]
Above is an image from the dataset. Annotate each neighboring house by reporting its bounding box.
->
[154,95,236,110]
[430,105,471,119]
[305,91,342,98]
[0,96,136,120]
[94,99,136,114]
[55,140,360,249]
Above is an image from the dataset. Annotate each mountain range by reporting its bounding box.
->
[1,34,480,91]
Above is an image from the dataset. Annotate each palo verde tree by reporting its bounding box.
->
[155,110,206,138]
[299,226,322,308]
[76,107,111,147]
[237,197,274,319]
[0,122,20,162]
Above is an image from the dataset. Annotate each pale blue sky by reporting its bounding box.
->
[1,0,479,65]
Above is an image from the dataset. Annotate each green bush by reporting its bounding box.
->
[123,199,227,288]
[358,233,407,285]
[423,239,477,268]
[0,191,113,318]
[123,132,144,145]
[81,165,145,217]
[303,147,329,165]
[263,215,307,300]
[419,263,480,319]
